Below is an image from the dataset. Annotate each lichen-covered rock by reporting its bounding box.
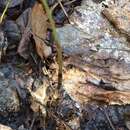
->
[57,0,130,61]
[57,24,89,55]
[70,4,114,39]
[57,0,130,91]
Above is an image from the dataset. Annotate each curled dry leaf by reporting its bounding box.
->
[31,2,52,59]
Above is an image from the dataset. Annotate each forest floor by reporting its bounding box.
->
[0,0,130,130]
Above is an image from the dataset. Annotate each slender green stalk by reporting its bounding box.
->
[41,0,63,89]
[0,0,11,24]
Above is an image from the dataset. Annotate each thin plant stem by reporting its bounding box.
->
[40,0,63,89]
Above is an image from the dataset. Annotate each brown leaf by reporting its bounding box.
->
[17,8,32,59]
[31,2,52,59]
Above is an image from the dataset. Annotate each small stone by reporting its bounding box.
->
[18,125,28,130]
[43,45,52,58]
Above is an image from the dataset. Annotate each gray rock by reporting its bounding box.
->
[57,24,90,55]
[0,65,20,116]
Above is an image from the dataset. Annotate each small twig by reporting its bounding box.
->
[48,111,73,130]
[0,0,11,24]
[51,2,59,11]
[64,0,77,6]
[29,115,36,130]
[41,0,63,89]
[30,53,38,65]
[57,0,69,20]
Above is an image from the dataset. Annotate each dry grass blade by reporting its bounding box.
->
[0,0,11,24]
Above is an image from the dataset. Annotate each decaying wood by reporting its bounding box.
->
[63,65,130,105]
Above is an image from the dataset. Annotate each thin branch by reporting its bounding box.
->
[57,0,68,18]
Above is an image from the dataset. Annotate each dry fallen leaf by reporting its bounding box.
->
[31,2,52,59]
